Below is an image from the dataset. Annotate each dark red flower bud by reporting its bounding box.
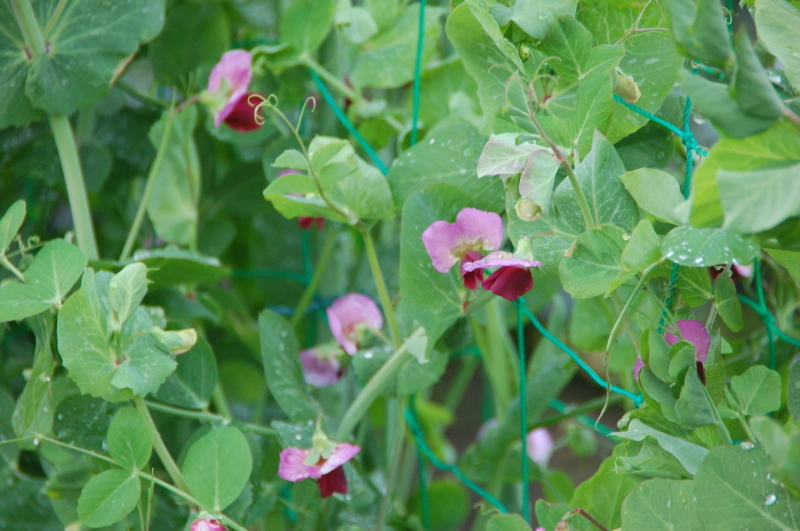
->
[317,466,348,498]
[461,251,485,290]
[298,216,325,231]
[482,266,533,301]
[223,92,263,133]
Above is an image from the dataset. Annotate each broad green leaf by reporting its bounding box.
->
[0,3,41,127]
[661,226,760,267]
[572,71,616,154]
[765,248,800,284]
[11,314,55,448]
[281,0,336,55]
[77,469,141,528]
[273,150,308,171]
[0,200,25,255]
[53,395,120,453]
[570,453,641,530]
[539,16,623,85]
[615,120,676,171]
[677,265,713,307]
[153,336,217,409]
[149,2,228,87]
[335,4,378,44]
[789,360,800,421]
[755,0,800,90]
[182,427,253,512]
[418,57,480,127]
[612,419,707,475]
[617,438,692,480]
[732,30,784,121]
[668,343,696,383]
[492,0,576,40]
[695,445,800,530]
[621,479,696,531]
[486,513,531,531]
[714,272,744,332]
[107,407,152,470]
[350,4,445,89]
[621,220,662,272]
[674,368,716,429]
[718,162,800,234]
[554,130,638,233]
[0,239,87,322]
[258,310,320,422]
[728,366,782,416]
[264,172,349,223]
[109,263,148,327]
[38,1,163,111]
[146,107,200,247]
[620,168,687,225]
[690,121,800,228]
[58,269,176,402]
[559,224,627,298]
[126,248,230,288]
[666,0,733,64]
[644,330,672,384]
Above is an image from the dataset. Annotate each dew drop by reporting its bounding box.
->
[666,251,675,258]
[295,434,302,440]
[677,254,689,261]
[429,138,435,145]
[666,500,671,508]
[740,441,755,450]
[33,438,40,446]
[622,233,631,241]
[694,257,704,265]
[765,493,778,506]
[537,14,549,20]
[363,351,374,359]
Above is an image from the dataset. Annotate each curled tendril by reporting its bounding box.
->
[26,235,40,248]
[722,7,732,25]
[248,93,279,126]
[296,96,317,130]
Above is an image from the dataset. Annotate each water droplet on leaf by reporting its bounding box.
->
[740,441,755,450]
[765,493,778,506]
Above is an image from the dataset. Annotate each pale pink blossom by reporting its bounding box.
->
[526,427,553,467]
[327,294,383,354]
[300,345,343,387]
[191,519,226,531]
[421,208,504,273]
[206,50,253,126]
[665,319,710,362]
[278,442,360,498]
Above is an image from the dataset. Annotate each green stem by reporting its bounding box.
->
[119,106,175,262]
[211,384,233,420]
[605,265,655,352]
[301,54,361,104]
[738,413,757,443]
[10,0,45,56]
[133,395,188,492]
[49,115,100,260]
[360,225,401,348]
[0,256,25,282]
[290,227,337,329]
[702,386,732,445]
[376,398,407,530]
[335,327,425,441]
[116,81,170,109]
[470,314,510,420]
[144,400,276,436]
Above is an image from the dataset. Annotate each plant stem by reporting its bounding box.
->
[290,227,337,329]
[784,105,800,132]
[738,413,757,443]
[376,398,407,530]
[10,0,45,56]
[211,384,233,420]
[144,400,276,436]
[605,265,656,352]
[301,53,361,104]
[133,395,188,492]
[0,256,25,282]
[335,328,425,441]
[572,508,610,531]
[119,106,175,262]
[360,225,401,348]
[116,80,170,109]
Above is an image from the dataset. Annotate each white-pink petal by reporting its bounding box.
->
[300,348,341,387]
[461,251,541,272]
[526,427,553,466]
[319,443,360,475]
[665,319,710,363]
[278,447,322,481]
[421,208,504,273]
[208,50,253,126]
[327,293,383,355]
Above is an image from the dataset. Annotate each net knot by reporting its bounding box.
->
[681,133,707,156]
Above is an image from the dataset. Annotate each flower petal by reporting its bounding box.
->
[421,208,504,273]
[633,356,644,382]
[526,427,553,466]
[665,319,710,362]
[422,219,466,273]
[222,93,262,132]
[319,442,360,475]
[208,50,253,126]
[191,519,227,531]
[317,466,348,498]
[462,251,541,272]
[278,447,322,481]
[300,348,342,388]
[327,294,383,354]
[453,208,504,253]
[482,266,533,301]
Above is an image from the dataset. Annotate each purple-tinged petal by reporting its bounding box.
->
[278,447,322,481]
[734,264,753,278]
[453,208,504,252]
[462,251,541,272]
[421,208,504,273]
[665,320,710,362]
[278,169,304,177]
[422,220,466,273]
[461,251,485,290]
[482,266,533,301]
[208,50,253,126]
[317,465,348,498]
[526,427,553,467]
[327,294,384,354]
[300,348,342,387]
[192,519,226,531]
[633,356,644,382]
[319,443,360,475]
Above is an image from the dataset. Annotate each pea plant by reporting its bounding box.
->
[3,0,800,529]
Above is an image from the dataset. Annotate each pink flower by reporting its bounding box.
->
[664,320,710,363]
[462,251,541,301]
[191,519,226,531]
[709,264,752,282]
[206,50,253,127]
[633,356,644,382]
[278,442,360,498]
[300,344,344,387]
[526,428,553,467]
[422,208,504,274]
[327,294,384,354]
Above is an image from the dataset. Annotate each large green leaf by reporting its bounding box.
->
[126,248,230,288]
[11,314,55,448]
[559,224,627,298]
[153,336,217,410]
[281,0,336,55]
[765,248,800,283]
[258,310,320,422]
[621,479,696,531]
[486,513,532,531]
[350,4,445,89]
[0,0,164,124]
[106,407,152,470]
[538,16,623,85]
[77,469,141,528]
[492,0,577,40]
[146,107,200,247]
[661,226,760,267]
[620,168,687,225]
[665,0,733,64]
[388,123,503,213]
[0,199,25,255]
[612,419,708,475]
[731,30,784,121]
[0,239,86,322]
[727,366,782,417]
[695,446,800,530]
[714,272,744,332]
[755,0,800,91]
[571,453,641,530]
[182,427,253,512]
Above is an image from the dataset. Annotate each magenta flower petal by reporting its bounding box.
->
[327,294,383,354]
[317,465,348,498]
[462,251,542,272]
[461,251,485,290]
[191,519,226,531]
[665,320,710,362]
[208,50,253,126]
[633,356,644,382]
[300,348,342,387]
[319,442,361,475]
[278,447,321,481]
[482,266,533,301]
[526,427,553,466]
[421,208,504,273]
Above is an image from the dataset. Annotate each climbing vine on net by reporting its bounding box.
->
[3,0,800,530]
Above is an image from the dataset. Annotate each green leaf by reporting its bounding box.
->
[572,71,616,154]
[621,220,662,273]
[0,239,87,322]
[77,469,141,528]
[714,272,744,332]
[755,0,800,91]
[765,248,800,284]
[273,150,308,171]
[0,3,41,128]
[554,130,638,233]
[486,513,531,531]
[695,445,800,530]
[621,479,696,531]
[53,395,120,454]
[570,453,641,530]
[107,407,152,470]
[182,427,253,512]
[127,248,230,288]
[389,123,504,213]
[613,419,708,475]
[258,310,320,422]
[732,30,784,120]
[23,0,164,116]
[350,4,445,89]
[661,226,760,268]
[492,0,576,40]
[281,0,336,55]
[148,2,227,88]
[728,366,782,416]
[674,367,716,429]
[666,0,733,64]
[620,168,687,225]
[109,263,148,328]
[789,360,800,421]
[418,57,480,127]
[0,199,25,255]
[677,266,713,308]
[559,224,627,298]
[153,336,217,410]
[539,16,623,85]
[146,107,200,247]
[264,172,348,223]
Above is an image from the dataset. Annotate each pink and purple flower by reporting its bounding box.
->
[204,50,262,132]
[634,319,711,383]
[278,437,361,498]
[191,519,226,531]
[300,343,345,387]
[327,293,384,354]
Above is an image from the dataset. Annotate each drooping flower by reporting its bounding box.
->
[526,427,554,467]
[633,356,645,382]
[220,93,263,132]
[277,170,325,230]
[191,518,226,531]
[202,50,263,132]
[300,343,345,387]
[327,293,384,354]
[462,251,541,301]
[664,319,710,363]
[278,425,360,498]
